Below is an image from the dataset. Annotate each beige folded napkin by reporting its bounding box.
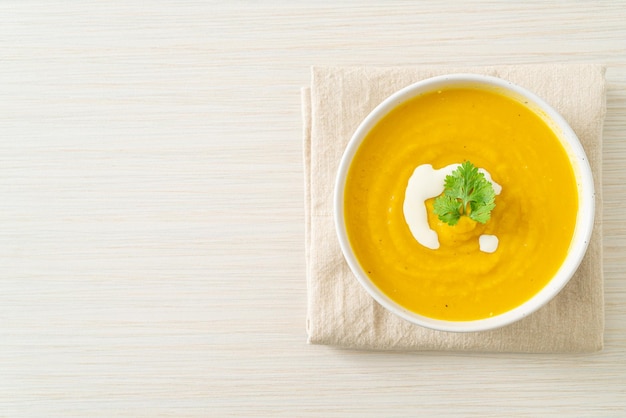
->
[303,64,606,353]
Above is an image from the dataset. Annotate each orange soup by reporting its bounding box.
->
[343,87,578,321]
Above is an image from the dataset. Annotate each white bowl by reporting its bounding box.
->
[334,74,595,333]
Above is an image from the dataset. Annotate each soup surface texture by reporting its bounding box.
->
[343,87,578,321]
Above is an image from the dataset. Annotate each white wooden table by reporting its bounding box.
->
[1,2,625,416]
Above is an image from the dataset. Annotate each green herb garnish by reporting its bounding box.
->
[433,161,496,226]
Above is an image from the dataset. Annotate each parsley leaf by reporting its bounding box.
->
[433,161,496,226]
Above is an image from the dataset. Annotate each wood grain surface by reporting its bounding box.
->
[1,1,625,416]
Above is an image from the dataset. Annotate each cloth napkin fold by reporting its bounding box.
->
[303,64,606,353]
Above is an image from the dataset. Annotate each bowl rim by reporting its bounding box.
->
[333,73,595,333]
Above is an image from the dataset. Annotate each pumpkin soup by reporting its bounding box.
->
[343,87,578,321]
